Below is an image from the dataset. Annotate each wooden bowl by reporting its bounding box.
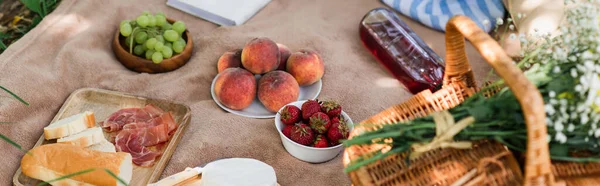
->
[112,18,193,73]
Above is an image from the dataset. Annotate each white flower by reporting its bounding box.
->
[554,66,561,73]
[509,25,515,31]
[586,137,590,142]
[595,129,600,137]
[568,124,575,132]
[545,104,556,115]
[555,121,565,131]
[549,91,556,98]
[517,13,523,19]
[555,132,568,143]
[496,17,504,25]
[571,68,578,77]
[482,19,490,26]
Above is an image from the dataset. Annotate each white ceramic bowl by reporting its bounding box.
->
[275,100,354,163]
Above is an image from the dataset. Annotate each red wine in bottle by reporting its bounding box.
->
[360,8,444,94]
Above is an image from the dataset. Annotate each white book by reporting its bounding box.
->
[167,0,272,26]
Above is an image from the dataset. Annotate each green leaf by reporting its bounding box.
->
[0,86,29,106]
[104,169,129,186]
[0,133,22,151]
[37,168,96,186]
[20,0,43,16]
[550,144,570,157]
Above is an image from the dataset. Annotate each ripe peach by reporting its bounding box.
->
[217,49,243,73]
[286,49,325,86]
[276,43,292,71]
[214,68,257,110]
[258,71,300,112]
[241,37,280,74]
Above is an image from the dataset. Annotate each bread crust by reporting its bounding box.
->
[43,112,95,140]
[21,144,131,186]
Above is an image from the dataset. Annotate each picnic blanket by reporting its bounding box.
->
[0,0,492,185]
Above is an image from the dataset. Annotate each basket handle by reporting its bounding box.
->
[445,16,554,186]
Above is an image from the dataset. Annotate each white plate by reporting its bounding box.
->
[211,73,322,118]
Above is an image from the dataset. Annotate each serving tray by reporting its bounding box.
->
[13,88,192,186]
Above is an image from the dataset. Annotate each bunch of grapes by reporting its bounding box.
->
[119,11,187,64]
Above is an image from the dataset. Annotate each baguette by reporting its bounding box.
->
[21,143,132,186]
[57,127,105,147]
[87,139,116,152]
[44,112,96,140]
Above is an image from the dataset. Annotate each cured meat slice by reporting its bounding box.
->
[101,104,166,132]
[109,104,176,167]
[143,104,165,118]
[101,108,153,132]
[115,129,162,167]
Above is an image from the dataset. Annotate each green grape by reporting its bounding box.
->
[152,52,163,64]
[142,11,150,16]
[142,43,148,51]
[173,41,185,53]
[124,36,132,47]
[161,23,172,30]
[148,16,157,27]
[161,47,173,58]
[145,50,155,60]
[154,42,164,51]
[134,45,145,56]
[155,15,167,26]
[155,35,165,43]
[156,12,165,17]
[136,15,149,27]
[120,20,131,26]
[172,21,186,34]
[163,30,179,42]
[135,31,148,44]
[177,37,186,43]
[120,23,133,37]
[164,42,172,49]
[145,38,157,49]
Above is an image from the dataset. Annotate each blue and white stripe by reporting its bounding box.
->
[381,0,506,33]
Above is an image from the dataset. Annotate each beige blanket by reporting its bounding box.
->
[0,0,491,185]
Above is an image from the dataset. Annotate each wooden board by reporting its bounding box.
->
[13,88,192,186]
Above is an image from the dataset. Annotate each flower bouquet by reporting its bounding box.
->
[345,0,600,185]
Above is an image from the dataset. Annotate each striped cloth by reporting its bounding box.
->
[381,0,506,33]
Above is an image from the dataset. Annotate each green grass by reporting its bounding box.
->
[0,0,60,53]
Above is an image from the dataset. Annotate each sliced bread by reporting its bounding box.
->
[44,111,96,140]
[87,139,116,153]
[57,127,105,147]
[21,143,132,186]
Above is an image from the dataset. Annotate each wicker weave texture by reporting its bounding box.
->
[344,15,560,186]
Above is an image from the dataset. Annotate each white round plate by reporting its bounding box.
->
[211,73,322,118]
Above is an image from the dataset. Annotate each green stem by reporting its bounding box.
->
[344,145,409,173]
[0,86,29,105]
[129,27,139,54]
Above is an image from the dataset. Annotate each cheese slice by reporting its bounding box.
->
[199,158,277,186]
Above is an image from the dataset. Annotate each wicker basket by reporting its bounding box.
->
[344,15,600,186]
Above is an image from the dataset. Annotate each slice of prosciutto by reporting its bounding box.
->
[109,104,178,167]
[101,104,166,132]
[115,129,162,167]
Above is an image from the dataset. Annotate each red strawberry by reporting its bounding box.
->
[327,118,349,146]
[321,101,342,118]
[309,112,331,134]
[331,116,340,124]
[282,125,294,138]
[279,105,301,125]
[290,123,315,146]
[301,99,321,120]
[313,135,329,148]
